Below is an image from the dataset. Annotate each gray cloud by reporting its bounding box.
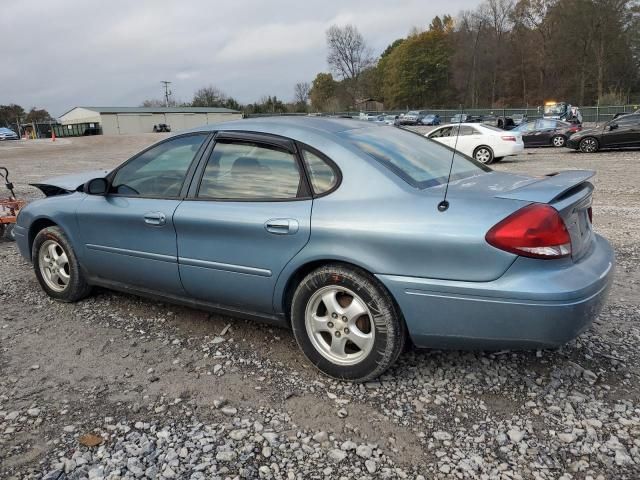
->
[0,0,480,116]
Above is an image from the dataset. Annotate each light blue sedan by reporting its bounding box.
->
[14,117,614,381]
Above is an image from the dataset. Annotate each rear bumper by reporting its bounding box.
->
[377,234,614,349]
[494,142,524,157]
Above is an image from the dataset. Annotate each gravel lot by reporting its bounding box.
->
[1,133,639,480]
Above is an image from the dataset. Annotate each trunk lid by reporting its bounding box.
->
[493,170,594,260]
[444,170,595,261]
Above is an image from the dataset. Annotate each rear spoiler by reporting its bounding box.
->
[495,170,595,204]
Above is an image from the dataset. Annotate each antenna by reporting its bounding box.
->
[161,80,172,107]
[437,105,463,212]
[437,17,484,213]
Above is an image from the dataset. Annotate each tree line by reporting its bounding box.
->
[309,0,640,111]
[0,104,54,129]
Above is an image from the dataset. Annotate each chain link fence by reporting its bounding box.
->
[246,104,640,124]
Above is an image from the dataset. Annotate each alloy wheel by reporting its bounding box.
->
[38,239,71,292]
[553,136,566,147]
[580,138,598,153]
[304,286,375,366]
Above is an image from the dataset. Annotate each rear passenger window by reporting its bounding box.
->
[197,141,302,200]
[301,149,338,195]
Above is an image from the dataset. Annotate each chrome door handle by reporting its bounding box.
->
[144,212,166,226]
[265,219,299,235]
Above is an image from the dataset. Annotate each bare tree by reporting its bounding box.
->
[482,0,515,106]
[326,24,374,102]
[293,82,311,105]
[192,86,227,107]
[141,98,177,107]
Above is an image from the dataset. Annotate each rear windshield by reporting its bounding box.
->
[480,124,504,132]
[340,126,490,189]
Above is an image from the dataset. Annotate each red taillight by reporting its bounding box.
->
[486,204,571,259]
[501,135,516,142]
[569,125,581,133]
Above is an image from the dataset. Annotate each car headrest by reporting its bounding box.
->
[231,157,260,174]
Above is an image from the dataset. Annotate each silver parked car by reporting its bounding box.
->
[0,127,19,140]
[15,117,614,381]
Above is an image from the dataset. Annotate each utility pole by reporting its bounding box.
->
[161,81,172,107]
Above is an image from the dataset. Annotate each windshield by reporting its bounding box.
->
[340,126,490,189]
[544,104,566,115]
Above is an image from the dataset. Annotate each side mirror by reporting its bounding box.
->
[608,123,618,131]
[84,178,109,195]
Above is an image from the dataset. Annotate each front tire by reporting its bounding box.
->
[552,135,566,147]
[291,264,406,382]
[579,137,599,153]
[32,226,92,302]
[474,145,494,165]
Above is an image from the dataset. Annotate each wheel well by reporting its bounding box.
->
[281,259,411,346]
[473,145,494,160]
[28,218,57,257]
[282,260,377,321]
[474,145,493,154]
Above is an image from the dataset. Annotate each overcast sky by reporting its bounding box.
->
[1,0,481,116]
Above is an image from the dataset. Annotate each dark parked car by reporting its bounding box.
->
[513,119,582,148]
[153,123,171,133]
[567,114,640,153]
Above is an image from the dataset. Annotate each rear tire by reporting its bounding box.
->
[474,146,494,165]
[32,226,92,302]
[291,264,406,382]
[579,137,599,153]
[552,135,566,148]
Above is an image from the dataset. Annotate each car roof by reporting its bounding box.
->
[185,116,369,136]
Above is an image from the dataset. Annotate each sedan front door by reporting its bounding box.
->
[76,133,209,294]
[602,115,640,148]
[517,121,538,146]
[174,133,312,314]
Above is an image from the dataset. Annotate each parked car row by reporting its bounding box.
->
[397,111,441,126]
[419,113,640,161]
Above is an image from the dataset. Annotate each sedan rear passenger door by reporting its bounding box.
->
[174,133,313,314]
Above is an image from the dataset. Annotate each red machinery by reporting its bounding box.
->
[0,167,25,240]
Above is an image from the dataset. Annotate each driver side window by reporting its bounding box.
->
[111,134,207,197]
